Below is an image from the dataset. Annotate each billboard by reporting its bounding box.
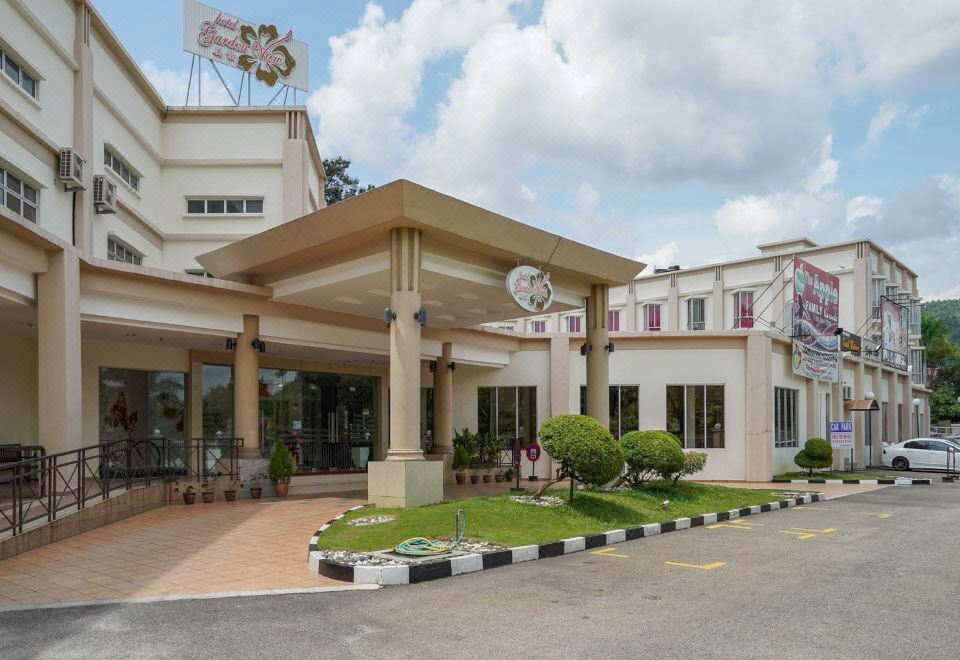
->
[881,297,909,370]
[791,256,840,382]
[182,0,309,91]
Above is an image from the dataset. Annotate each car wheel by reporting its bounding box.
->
[892,457,909,471]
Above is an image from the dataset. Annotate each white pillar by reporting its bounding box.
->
[234,314,260,459]
[585,284,609,428]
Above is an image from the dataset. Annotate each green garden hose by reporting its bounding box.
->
[393,508,465,556]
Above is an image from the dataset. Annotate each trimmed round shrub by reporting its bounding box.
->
[620,430,685,486]
[670,450,709,485]
[794,437,834,475]
[539,415,624,488]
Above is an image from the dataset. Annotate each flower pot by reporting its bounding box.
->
[470,475,480,485]
[182,491,196,505]
[201,491,214,504]
[224,490,237,502]
[250,486,262,499]
[455,473,466,485]
[482,474,492,483]
[274,482,289,497]
[494,473,503,483]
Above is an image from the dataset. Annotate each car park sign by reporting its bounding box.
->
[830,421,853,448]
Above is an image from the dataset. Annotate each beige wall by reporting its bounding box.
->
[0,332,38,445]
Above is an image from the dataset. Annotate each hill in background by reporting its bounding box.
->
[926,299,960,345]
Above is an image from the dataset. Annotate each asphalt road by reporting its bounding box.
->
[3,485,959,659]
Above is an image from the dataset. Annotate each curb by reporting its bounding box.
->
[772,478,932,485]
[308,494,826,586]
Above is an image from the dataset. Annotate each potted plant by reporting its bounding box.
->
[200,480,215,503]
[269,440,296,497]
[453,446,469,485]
[224,479,239,502]
[249,472,264,499]
[182,484,196,505]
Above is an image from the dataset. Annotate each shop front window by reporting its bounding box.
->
[478,386,537,446]
[99,368,186,444]
[258,369,377,473]
[202,364,233,439]
[666,384,724,448]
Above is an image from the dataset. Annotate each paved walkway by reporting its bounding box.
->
[0,494,365,608]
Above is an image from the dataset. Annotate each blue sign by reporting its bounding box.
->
[829,421,853,448]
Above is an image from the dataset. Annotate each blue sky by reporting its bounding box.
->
[96,0,960,299]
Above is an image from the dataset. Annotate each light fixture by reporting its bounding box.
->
[448,361,456,371]
[580,342,592,356]
[428,360,437,373]
[414,307,427,326]
[912,398,922,407]
[384,307,396,325]
[606,341,615,353]
[250,338,266,353]
[865,391,875,401]
[225,338,237,351]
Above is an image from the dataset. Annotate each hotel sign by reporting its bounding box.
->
[182,0,309,91]
[791,256,840,382]
[840,330,862,355]
[506,266,554,313]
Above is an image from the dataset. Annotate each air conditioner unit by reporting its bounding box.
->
[57,148,85,191]
[92,175,117,214]
[842,386,853,401]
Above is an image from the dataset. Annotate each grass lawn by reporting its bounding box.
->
[315,482,794,551]
[773,471,893,481]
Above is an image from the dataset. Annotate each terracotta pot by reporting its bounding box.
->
[455,473,466,485]
[274,482,289,497]
[494,473,503,483]
[224,490,237,502]
[250,486,262,499]
[201,491,214,504]
[182,491,196,505]
[470,475,480,485]
[482,474,492,483]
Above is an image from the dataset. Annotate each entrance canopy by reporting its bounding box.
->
[197,180,644,329]
[846,399,880,412]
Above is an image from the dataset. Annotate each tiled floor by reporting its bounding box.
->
[0,494,365,608]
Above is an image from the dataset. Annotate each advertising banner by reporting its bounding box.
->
[791,257,840,382]
[182,0,309,91]
[881,297,909,370]
[840,330,862,355]
[829,421,853,448]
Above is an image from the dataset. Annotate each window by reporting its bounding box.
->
[774,387,799,448]
[99,368,185,444]
[734,291,754,329]
[530,320,546,333]
[478,387,537,445]
[1,167,38,223]
[421,388,434,452]
[687,298,705,330]
[871,277,884,319]
[1,48,37,99]
[185,269,214,278]
[911,348,926,387]
[104,146,140,191]
[565,315,581,333]
[202,364,233,439]
[107,237,142,265]
[186,198,264,215]
[579,385,639,438]
[644,304,661,331]
[666,385,724,448]
[608,310,621,332]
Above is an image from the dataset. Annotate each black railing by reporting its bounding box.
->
[0,437,242,538]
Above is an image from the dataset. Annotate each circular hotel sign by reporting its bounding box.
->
[506,266,554,313]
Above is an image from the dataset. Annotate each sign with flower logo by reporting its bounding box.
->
[506,266,554,313]
[182,0,309,91]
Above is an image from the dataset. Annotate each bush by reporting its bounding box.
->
[670,451,708,485]
[794,437,834,476]
[619,430,685,486]
[268,440,297,483]
[539,415,624,496]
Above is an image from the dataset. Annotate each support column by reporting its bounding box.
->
[831,380,843,469]
[429,342,455,484]
[234,315,260,459]
[745,334,774,481]
[73,3,94,253]
[901,375,913,440]
[666,285,680,330]
[805,379,817,442]
[853,360,865,468]
[585,284,610,428]
[711,280,724,330]
[368,228,442,507]
[38,249,82,453]
[870,366,883,467]
[549,336,571,417]
[624,281,637,332]
[885,369,898,445]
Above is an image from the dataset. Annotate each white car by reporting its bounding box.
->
[882,438,960,471]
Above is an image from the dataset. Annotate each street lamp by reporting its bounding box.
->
[912,397,922,438]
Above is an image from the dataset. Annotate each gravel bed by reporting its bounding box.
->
[316,550,403,566]
[511,494,564,507]
[347,515,397,527]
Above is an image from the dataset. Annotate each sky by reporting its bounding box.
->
[95,0,960,299]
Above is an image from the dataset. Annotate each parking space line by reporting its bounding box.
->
[855,512,894,519]
[779,530,816,540]
[706,523,754,531]
[591,547,629,558]
[789,527,837,533]
[664,561,726,570]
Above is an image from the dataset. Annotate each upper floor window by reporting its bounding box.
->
[107,237,142,265]
[1,48,37,99]
[608,310,621,332]
[530,320,546,333]
[566,315,581,333]
[186,198,264,215]
[644,304,661,331]
[104,146,140,192]
[734,291,754,329]
[0,167,38,223]
[185,269,215,278]
[687,297,705,331]
[871,277,885,319]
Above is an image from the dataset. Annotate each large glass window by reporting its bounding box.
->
[1,167,38,223]
[259,369,377,473]
[477,386,537,445]
[99,368,186,443]
[202,364,233,439]
[687,298,705,330]
[580,385,640,438]
[644,304,661,331]
[734,291,754,329]
[774,387,799,448]
[666,385,724,448]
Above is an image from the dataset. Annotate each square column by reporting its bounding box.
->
[428,342,456,484]
[234,315,261,460]
[745,334,774,480]
[585,284,610,427]
[368,228,442,507]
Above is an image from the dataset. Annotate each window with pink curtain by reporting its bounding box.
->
[735,291,754,329]
[607,310,620,331]
[566,315,581,333]
[644,304,661,331]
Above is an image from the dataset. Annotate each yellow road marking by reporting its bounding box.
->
[779,530,816,540]
[792,506,828,511]
[706,523,754,530]
[729,519,763,526]
[591,547,629,558]
[665,561,727,570]
[789,527,837,533]
[856,512,893,519]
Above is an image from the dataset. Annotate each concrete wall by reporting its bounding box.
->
[0,332,38,445]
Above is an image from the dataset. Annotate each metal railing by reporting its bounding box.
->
[0,437,242,538]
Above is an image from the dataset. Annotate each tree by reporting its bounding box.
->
[322,156,375,206]
[534,415,624,500]
[794,437,833,476]
[921,307,960,422]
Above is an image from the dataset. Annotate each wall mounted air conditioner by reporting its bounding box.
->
[57,148,85,191]
[92,175,117,214]
[842,386,853,401]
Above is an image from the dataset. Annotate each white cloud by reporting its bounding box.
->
[929,284,960,301]
[637,242,680,274]
[845,195,884,225]
[141,60,235,106]
[865,100,931,145]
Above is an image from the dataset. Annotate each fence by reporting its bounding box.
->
[0,437,242,537]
